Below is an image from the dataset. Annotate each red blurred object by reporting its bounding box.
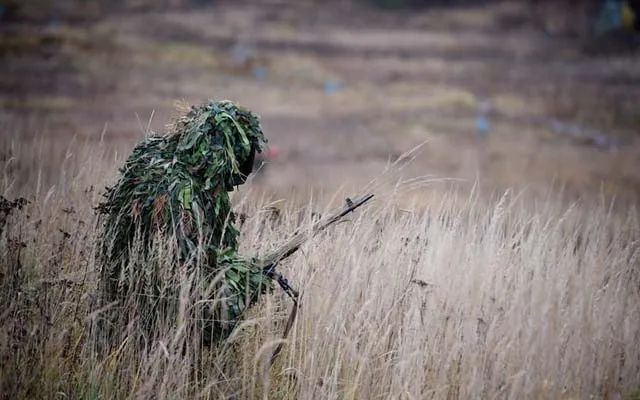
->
[256,145,280,162]
[264,145,281,160]
[252,145,281,177]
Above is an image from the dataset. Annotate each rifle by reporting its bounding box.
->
[257,193,375,365]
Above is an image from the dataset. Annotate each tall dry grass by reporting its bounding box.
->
[1,132,639,400]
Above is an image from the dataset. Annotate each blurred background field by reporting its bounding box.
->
[1,0,639,207]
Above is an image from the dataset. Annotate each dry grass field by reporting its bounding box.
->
[1,1,640,399]
[1,134,639,399]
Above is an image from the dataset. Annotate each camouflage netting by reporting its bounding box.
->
[94,99,275,347]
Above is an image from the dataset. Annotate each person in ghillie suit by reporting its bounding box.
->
[94,99,274,349]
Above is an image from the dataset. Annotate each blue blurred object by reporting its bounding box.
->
[253,66,267,81]
[594,133,607,147]
[324,80,339,94]
[48,0,62,28]
[475,97,492,140]
[476,115,490,139]
[594,0,624,35]
[550,118,586,138]
[48,18,62,29]
[230,42,254,66]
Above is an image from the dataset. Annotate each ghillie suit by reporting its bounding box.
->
[94,100,274,349]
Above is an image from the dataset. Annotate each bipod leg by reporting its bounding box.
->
[263,262,301,368]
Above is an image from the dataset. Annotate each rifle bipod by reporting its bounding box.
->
[263,262,300,367]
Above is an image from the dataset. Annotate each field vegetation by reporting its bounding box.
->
[1,135,639,399]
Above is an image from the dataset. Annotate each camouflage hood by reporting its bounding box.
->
[170,99,267,191]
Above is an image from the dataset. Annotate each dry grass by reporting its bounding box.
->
[1,132,639,400]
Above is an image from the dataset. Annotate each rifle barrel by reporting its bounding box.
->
[258,193,374,268]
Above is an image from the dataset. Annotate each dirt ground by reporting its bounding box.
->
[1,0,640,208]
